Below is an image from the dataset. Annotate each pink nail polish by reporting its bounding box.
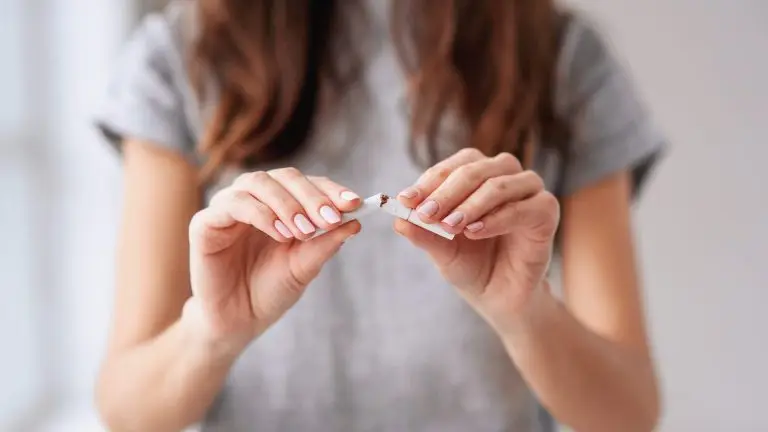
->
[466,221,484,233]
[442,212,465,227]
[274,220,294,238]
[319,205,341,224]
[417,200,439,217]
[294,214,316,234]
[340,191,360,201]
[398,188,418,199]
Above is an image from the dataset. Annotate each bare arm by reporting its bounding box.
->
[500,171,661,432]
[95,140,241,432]
[95,139,361,431]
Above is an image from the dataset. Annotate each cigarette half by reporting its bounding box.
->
[308,193,384,240]
[379,196,455,240]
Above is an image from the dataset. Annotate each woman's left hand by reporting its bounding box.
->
[395,148,560,331]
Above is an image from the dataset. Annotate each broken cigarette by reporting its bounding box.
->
[377,194,455,240]
[308,192,455,240]
[308,193,384,239]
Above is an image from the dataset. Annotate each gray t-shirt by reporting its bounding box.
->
[96,1,666,431]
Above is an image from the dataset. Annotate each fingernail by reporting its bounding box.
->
[466,221,484,233]
[398,188,418,199]
[442,211,465,226]
[417,200,439,217]
[294,214,315,234]
[274,220,294,238]
[340,191,360,201]
[319,205,341,224]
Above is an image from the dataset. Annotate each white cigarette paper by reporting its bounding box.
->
[378,194,455,240]
[308,193,384,239]
[308,192,455,241]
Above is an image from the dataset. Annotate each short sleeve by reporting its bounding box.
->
[95,3,197,162]
[555,17,667,198]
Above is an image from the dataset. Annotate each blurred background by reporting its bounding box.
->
[1,0,765,431]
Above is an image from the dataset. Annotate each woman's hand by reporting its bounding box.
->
[185,168,361,348]
[395,148,560,332]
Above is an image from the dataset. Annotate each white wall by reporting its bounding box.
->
[1,0,766,430]
[565,1,768,430]
[0,0,134,430]
[45,0,132,398]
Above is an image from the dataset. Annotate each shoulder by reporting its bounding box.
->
[96,0,203,162]
[117,0,196,95]
[554,12,628,116]
[548,11,668,199]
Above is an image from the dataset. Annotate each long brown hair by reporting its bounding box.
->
[191,0,569,184]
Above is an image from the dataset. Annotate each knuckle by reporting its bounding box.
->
[539,191,559,212]
[486,176,510,193]
[425,165,453,182]
[536,191,561,233]
[458,147,483,158]
[237,171,269,187]
[249,170,269,182]
[208,188,229,206]
[188,210,218,246]
[271,166,302,179]
[495,152,522,171]
[454,164,483,184]
[522,170,545,191]
[188,210,207,236]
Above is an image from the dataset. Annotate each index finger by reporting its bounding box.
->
[397,147,486,207]
[307,176,363,213]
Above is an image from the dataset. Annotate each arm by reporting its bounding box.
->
[500,171,661,432]
[95,140,242,432]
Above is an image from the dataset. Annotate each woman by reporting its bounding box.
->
[95,0,665,431]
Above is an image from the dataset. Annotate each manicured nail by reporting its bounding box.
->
[466,221,484,233]
[398,188,418,199]
[442,211,465,227]
[294,214,315,234]
[319,205,341,224]
[417,200,439,217]
[340,191,360,201]
[274,220,294,238]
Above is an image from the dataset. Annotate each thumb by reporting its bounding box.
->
[393,219,458,267]
[288,220,361,285]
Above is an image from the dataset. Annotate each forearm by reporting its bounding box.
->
[499,285,660,432]
[96,304,247,432]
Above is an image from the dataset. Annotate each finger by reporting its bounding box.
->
[307,176,362,213]
[397,147,487,206]
[232,171,313,239]
[190,190,291,255]
[269,168,342,231]
[440,170,544,233]
[414,153,524,223]
[290,220,362,285]
[392,218,458,267]
[464,191,560,241]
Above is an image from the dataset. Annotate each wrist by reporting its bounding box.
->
[490,280,558,340]
[180,297,252,362]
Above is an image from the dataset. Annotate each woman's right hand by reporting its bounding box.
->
[184,168,362,348]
